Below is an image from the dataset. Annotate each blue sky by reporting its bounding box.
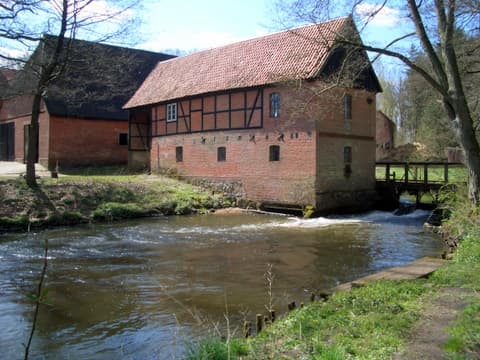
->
[0,0,409,78]
[132,0,408,78]
[133,0,408,53]
[136,0,276,52]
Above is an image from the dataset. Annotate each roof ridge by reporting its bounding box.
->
[125,16,354,109]
[42,34,174,57]
[167,16,350,62]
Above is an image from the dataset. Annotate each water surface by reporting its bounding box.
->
[0,210,444,359]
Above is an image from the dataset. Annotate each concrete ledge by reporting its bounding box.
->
[333,257,448,292]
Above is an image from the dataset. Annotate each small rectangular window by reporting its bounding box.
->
[344,94,352,120]
[217,146,226,162]
[270,92,281,118]
[176,146,183,162]
[269,145,280,161]
[344,146,352,163]
[119,133,128,146]
[167,103,177,122]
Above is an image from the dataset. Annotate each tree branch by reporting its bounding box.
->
[408,0,450,89]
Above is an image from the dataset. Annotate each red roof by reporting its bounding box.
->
[125,17,351,109]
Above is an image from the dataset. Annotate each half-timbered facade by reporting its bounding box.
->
[125,17,381,212]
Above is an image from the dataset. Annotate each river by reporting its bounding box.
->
[0,210,444,359]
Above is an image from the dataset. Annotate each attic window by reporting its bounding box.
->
[270,92,281,118]
[166,103,177,122]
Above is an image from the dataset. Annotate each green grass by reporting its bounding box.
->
[250,280,429,360]
[185,338,249,360]
[0,172,232,231]
[376,164,467,183]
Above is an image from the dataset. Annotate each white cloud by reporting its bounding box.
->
[75,0,134,24]
[356,3,401,27]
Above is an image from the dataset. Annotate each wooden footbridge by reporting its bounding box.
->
[375,161,465,209]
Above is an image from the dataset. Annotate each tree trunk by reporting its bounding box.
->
[25,93,42,187]
[454,103,480,204]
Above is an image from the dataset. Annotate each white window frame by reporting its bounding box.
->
[166,103,177,122]
[270,92,281,118]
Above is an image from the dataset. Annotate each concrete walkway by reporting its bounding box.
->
[0,161,50,177]
[333,257,448,292]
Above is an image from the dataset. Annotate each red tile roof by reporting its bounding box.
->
[125,17,351,109]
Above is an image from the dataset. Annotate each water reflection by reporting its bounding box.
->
[0,210,444,359]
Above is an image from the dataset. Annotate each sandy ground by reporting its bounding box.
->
[0,161,50,177]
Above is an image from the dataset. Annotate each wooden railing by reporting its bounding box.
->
[376,161,465,185]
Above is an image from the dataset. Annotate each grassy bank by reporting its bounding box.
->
[187,186,480,359]
[0,170,233,232]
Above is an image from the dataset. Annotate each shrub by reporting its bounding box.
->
[92,202,145,221]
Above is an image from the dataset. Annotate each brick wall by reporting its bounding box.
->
[146,83,377,211]
[315,88,377,211]
[151,128,317,205]
[0,96,50,165]
[49,115,128,168]
[376,111,395,160]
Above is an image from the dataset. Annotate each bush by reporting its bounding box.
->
[92,202,145,221]
[0,214,29,230]
[47,211,85,225]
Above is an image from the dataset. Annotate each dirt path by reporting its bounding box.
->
[395,287,478,359]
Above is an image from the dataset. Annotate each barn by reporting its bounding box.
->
[0,36,174,169]
[125,16,381,213]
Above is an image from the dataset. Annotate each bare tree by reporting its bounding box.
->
[0,0,139,186]
[274,0,480,204]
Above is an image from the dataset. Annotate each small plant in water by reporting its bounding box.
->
[264,263,275,321]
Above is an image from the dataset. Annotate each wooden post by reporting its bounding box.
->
[444,162,449,183]
[404,163,409,184]
[386,163,390,182]
[424,163,428,185]
[270,310,276,323]
[243,321,252,338]
[256,314,263,334]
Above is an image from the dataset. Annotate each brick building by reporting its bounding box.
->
[0,36,174,168]
[125,17,381,212]
[376,110,396,160]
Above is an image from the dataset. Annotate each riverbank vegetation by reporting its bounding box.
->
[187,185,480,359]
[0,168,232,233]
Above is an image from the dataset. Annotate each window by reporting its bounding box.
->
[344,146,352,163]
[270,92,281,118]
[217,146,226,162]
[176,146,183,162]
[269,145,280,161]
[166,103,177,122]
[343,94,352,120]
[344,146,352,177]
[119,133,128,146]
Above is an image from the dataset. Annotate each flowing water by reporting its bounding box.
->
[0,210,444,359]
